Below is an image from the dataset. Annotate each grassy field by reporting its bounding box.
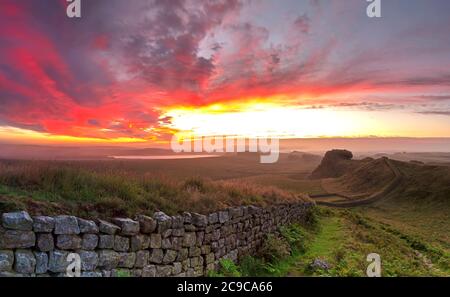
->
[0,157,311,218]
[0,150,448,276]
[216,207,448,277]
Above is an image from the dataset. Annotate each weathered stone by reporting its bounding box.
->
[163,250,177,264]
[118,252,136,268]
[33,216,55,233]
[112,218,139,236]
[131,234,149,251]
[37,233,54,252]
[97,250,120,270]
[247,205,259,215]
[14,250,36,274]
[184,224,196,232]
[171,237,183,250]
[219,211,229,223]
[98,220,120,235]
[189,246,201,257]
[186,268,195,277]
[171,215,184,228]
[34,252,48,274]
[309,258,331,271]
[172,228,185,237]
[212,229,221,241]
[154,211,172,233]
[81,234,98,250]
[156,265,172,277]
[0,250,14,272]
[208,212,219,224]
[135,215,157,233]
[56,235,82,250]
[182,232,196,247]
[114,235,130,252]
[162,238,172,249]
[205,253,215,264]
[79,250,98,271]
[77,218,98,234]
[135,250,149,268]
[230,207,244,219]
[54,216,80,235]
[196,232,204,246]
[190,257,200,268]
[149,249,164,264]
[2,211,33,231]
[48,250,70,273]
[0,228,35,249]
[201,245,211,255]
[161,228,172,238]
[206,263,215,274]
[81,271,102,277]
[176,248,189,262]
[173,262,182,275]
[149,234,162,249]
[142,265,156,277]
[191,213,208,227]
[98,234,114,249]
[132,269,142,277]
[183,212,192,224]
[182,259,190,271]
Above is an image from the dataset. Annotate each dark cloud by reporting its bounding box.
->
[293,15,310,34]
[418,110,450,116]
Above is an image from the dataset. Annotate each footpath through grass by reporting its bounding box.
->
[213,207,449,277]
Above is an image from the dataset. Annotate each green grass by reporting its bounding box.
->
[215,207,449,277]
[287,208,448,276]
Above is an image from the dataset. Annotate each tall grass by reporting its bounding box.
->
[0,160,309,217]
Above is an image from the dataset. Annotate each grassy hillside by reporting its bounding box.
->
[321,158,395,198]
[214,207,448,276]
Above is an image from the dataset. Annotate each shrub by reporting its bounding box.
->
[280,224,308,253]
[258,234,291,263]
[214,259,241,277]
[239,256,267,277]
[301,206,319,229]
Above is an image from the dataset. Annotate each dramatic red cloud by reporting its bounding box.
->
[1,0,450,143]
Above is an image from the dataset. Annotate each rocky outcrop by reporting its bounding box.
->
[0,202,313,277]
[310,149,358,179]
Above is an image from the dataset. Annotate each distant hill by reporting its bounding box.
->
[311,149,450,206]
[0,143,176,160]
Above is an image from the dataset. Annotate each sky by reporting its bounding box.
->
[1,0,450,145]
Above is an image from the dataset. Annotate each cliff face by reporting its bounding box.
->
[309,149,359,179]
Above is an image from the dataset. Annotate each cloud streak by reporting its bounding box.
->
[1,0,450,141]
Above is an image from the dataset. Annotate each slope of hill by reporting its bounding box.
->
[309,149,368,179]
[306,150,450,275]
[309,148,450,209]
[321,157,396,199]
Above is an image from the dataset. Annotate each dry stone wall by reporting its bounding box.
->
[0,202,314,277]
